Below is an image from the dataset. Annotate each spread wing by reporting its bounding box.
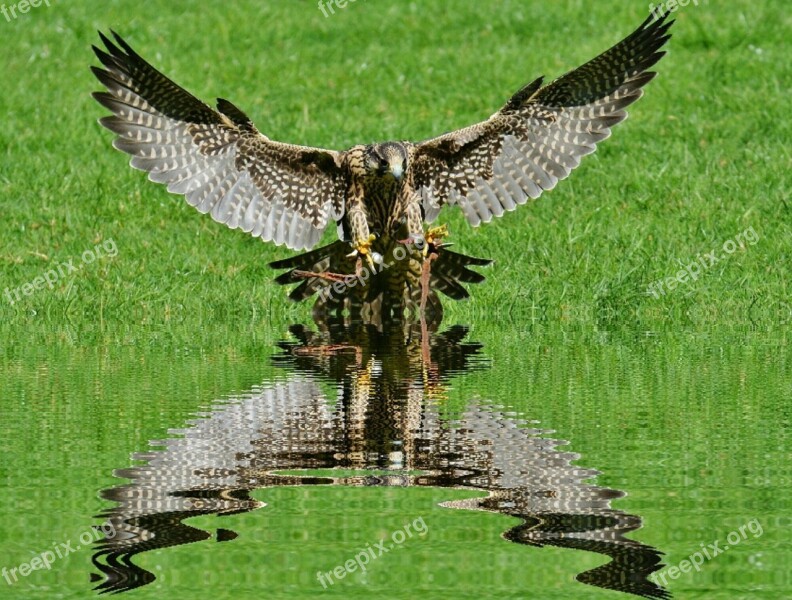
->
[91,31,345,251]
[411,11,673,227]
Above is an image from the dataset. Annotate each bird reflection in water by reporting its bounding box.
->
[92,315,669,598]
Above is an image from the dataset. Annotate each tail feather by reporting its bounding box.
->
[430,247,493,300]
[269,240,352,303]
[287,279,314,302]
[269,241,492,309]
[268,242,346,270]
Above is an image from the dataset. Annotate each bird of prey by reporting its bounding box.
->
[92,11,673,316]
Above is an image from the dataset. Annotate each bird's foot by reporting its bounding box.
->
[347,234,382,270]
[402,225,449,258]
[425,224,449,246]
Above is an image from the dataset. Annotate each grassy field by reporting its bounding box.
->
[0,0,789,328]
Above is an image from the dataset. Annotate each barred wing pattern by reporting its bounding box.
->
[412,12,673,227]
[92,32,345,251]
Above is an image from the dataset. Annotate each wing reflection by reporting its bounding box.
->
[92,317,669,598]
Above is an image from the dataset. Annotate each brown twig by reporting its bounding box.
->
[292,270,349,283]
[419,250,438,315]
[420,250,439,362]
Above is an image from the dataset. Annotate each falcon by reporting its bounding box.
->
[92,11,673,315]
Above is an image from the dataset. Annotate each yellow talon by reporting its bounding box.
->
[348,234,377,269]
[425,224,449,245]
[419,224,450,256]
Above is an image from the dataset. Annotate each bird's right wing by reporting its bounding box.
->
[411,11,673,226]
[92,31,346,251]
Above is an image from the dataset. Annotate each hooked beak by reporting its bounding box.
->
[389,162,404,181]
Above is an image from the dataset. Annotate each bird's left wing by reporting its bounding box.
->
[92,31,345,251]
[411,11,673,226]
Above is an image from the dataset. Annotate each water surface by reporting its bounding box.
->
[1,316,787,598]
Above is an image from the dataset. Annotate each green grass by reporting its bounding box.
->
[0,0,789,327]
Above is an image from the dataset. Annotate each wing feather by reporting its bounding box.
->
[92,31,345,251]
[412,11,673,226]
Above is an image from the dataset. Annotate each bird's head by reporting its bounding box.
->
[363,142,408,181]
